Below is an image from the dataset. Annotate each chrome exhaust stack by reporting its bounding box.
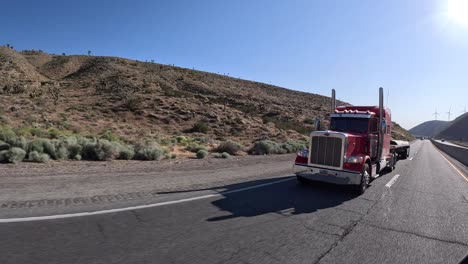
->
[378,87,384,160]
[331,89,336,114]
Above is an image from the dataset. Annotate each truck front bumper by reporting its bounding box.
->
[293,164,361,185]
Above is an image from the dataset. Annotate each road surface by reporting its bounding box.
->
[0,140,467,264]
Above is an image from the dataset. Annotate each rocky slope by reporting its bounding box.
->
[0,46,413,143]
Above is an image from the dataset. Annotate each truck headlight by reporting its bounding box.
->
[346,156,363,164]
[297,148,308,158]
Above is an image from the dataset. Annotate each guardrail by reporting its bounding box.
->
[431,139,468,167]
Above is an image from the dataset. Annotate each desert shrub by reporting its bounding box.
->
[7,136,28,149]
[82,140,120,161]
[118,145,135,160]
[123,96,142,112]
[54,144,69,160]
[27,138,57,159]
[186,143,207,153]
[27,151,50,163]
[134,142,164,160]
[190,122,209,133]
[0,126,16,142]
[100,130,120,142]
[13,127,31,137]
[214,152,231,159]
[0,147,26,163]
[175,136,188,143]
[196,149,209,159]
[262,116,310,135]
[61,136,83,160]
[216,140,242,155]
[160,137,178,146]
[280,140,307,153]
[194,137,209,144]
[170,153,177,159]
[48,128,61,139]
[0,150,8,162]
[249,140,285,155]
[0,142,10,151]
[29,127,50,138]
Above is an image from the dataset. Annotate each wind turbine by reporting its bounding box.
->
[462,107,467,114]
[447,106,452,121]
[433,108,439,120]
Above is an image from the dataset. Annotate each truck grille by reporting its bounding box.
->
[310,136,343,167]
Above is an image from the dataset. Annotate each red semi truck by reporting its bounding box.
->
[294,88,410,194]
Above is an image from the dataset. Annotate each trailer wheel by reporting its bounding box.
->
[355,164,370,195]
[392,154,396,170]
[401,149,408,159]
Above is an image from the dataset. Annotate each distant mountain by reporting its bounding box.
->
[436,113,468,141]
[409,120,450,137]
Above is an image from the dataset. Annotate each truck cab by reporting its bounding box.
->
[294,88,405,194]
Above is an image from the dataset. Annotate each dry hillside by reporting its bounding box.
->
[436,113,468,142]
[0,46,413,143]
[409,120,450,137]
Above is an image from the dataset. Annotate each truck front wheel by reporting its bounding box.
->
[297,175,309,185]
[355,164,370,195]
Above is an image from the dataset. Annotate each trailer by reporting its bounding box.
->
[391,140,410,160]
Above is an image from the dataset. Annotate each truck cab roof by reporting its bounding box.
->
[335,106,391,118]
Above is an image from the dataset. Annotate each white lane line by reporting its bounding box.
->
[385,174,401,188]
[0,177,294,223]
[409,157,414,161]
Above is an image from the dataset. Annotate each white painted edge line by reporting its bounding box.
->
[385,174,400,188]
[0,178,294,223]
[409,157,414,161]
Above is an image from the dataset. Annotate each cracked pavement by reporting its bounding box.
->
[0,140,467,263]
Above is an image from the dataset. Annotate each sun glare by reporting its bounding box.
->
[448,0,468,25]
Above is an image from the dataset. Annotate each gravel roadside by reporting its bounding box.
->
[0,154,296,217]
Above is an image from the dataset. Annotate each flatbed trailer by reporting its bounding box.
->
[391,140,410,160]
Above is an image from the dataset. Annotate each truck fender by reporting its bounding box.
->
[363,156,373,177]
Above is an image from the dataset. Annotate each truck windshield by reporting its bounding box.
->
[330,118,369,133]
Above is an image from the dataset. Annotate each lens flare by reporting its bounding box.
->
[448,0,468,25]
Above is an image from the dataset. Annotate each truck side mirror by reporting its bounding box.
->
[315,118,321,131]
[380,120,387,133]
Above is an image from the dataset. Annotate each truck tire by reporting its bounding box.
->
[297,175,309,184]
[386,154,396,172]
[355,164,370,195]
[401,148,408,159]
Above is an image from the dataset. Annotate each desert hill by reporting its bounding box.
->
[0,46,413,143]
[409,120,450,138]
[436,113,468,141]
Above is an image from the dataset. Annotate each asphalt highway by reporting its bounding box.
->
[1,140,467,264]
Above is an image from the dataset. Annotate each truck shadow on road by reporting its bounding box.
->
[204,176,357,222]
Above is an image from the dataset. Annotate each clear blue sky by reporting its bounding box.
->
[2,0,468,129]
